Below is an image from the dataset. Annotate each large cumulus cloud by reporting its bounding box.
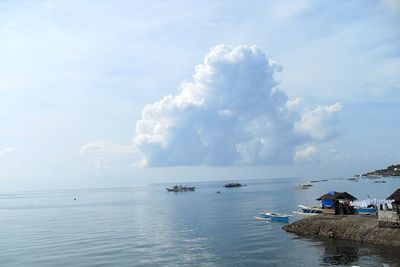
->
[132,44,341,167]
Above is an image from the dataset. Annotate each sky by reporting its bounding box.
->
[0,0,399,190]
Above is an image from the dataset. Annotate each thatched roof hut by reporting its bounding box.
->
[387,188,400,204]
[316,191,357,201]
[316,191,357,209]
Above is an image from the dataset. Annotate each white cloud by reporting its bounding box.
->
[285,97,303,111]
[0,147,16,156]
[132,44,341,167]
[80,141,135,156]
[294,146,319,162]
[294,102,342,141]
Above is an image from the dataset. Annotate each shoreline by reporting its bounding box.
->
[283,215,400,247]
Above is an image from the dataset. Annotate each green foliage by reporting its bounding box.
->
[366,164,400,176]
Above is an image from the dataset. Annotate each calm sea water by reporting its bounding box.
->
[1,177,399,266]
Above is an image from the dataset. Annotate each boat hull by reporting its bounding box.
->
[297,205,323,215]
[258,212,290,222]
[301,208,323,214]
[354,207,377,215]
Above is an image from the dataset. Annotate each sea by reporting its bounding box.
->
[1,177,399,267]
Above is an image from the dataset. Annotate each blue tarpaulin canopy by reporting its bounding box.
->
[322,199,334,208]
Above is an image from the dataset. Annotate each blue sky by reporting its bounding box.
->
[0,0,399,190]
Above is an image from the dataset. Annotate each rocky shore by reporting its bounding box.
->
[283,215,400,247]
[363,163,400,177]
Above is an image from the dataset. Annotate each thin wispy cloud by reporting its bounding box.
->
[80,141,140,168]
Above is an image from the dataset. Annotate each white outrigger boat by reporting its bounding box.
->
[293,205,324,215]
[255,212,291,222]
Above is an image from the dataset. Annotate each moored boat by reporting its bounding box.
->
[166,185,195,192]
[223,182,243,188]
[256,212,291,222]
[354,207,377,215]
[296,183,313,190]
[294,204,323,215]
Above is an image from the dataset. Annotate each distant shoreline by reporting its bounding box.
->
[362,164,400,177]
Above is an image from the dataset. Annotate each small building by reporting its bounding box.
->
[387,188,400,212]
[316,191,357,208]
[378,188,400,228]
[316,191,357,215]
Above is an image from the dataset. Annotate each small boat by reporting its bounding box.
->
[166,185,195,192]
[256,212,291,222]
[348,177,359,181]
[354,207,377,215]
[223,182,243,188]
[296,184,313,190]
[294,205,323,215]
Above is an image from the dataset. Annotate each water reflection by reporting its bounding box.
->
[321,240,359,265]
[2,180,400,267]
[319,239,400,267]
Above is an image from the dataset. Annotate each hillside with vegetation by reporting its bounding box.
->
[364,164,400,177]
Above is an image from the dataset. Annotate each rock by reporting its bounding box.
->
[283,215,400,247]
